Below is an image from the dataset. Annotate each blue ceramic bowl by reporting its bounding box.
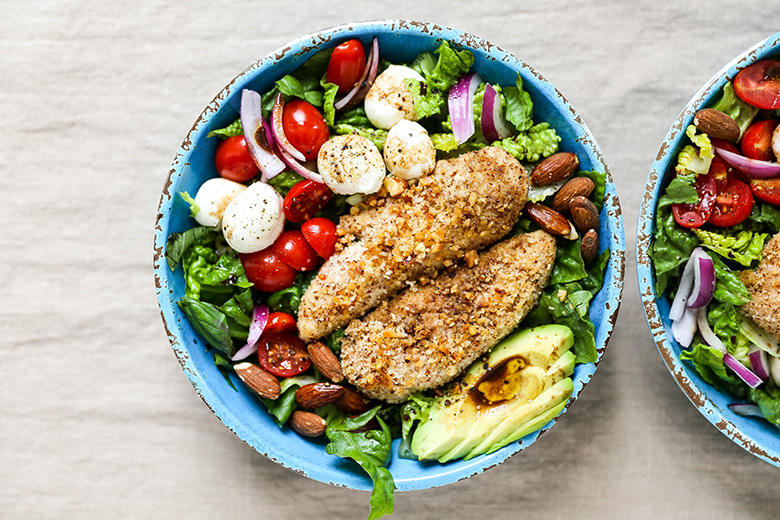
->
[154,20,625,491]
[637,32,780,466]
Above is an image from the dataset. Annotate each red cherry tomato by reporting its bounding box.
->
[214,135,260,182]
[282,100,329,161]
[239,248,297,292]
[271,230,321,271]
[283,180,333,222]
[257,332,311,377]
[672,172,717,228]
[302,218,338,260]
[709,175,754,227]
[734,60,780,110]
[709,157,729,191]
[741,119,779,161]
[265,312,297,335]
[326,39,367,94]
[749,177,780,206]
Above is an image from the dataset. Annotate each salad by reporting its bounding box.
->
[165,35,610,519]
[650,58,780,428]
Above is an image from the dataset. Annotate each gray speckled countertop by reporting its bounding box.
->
[2,1,777,518]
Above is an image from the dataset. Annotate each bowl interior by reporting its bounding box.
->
[154,20,625,491]
[637,32,780,466]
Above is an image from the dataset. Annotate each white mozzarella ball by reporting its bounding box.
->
[192,178,247,228]
[364,65,424,130]
[221,182,284,253]
[773,122,780,162]
[383,120,436,180]
[317,134,386,195]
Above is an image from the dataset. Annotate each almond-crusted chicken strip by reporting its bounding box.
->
[340,230,557,403]
[740,231,780,339]
[297,146,529,341]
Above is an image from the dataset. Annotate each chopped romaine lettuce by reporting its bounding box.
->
[502,74,533,132]
[492,122,560,162]
[692,227,768,267]
[712,81,760,137]
[207,118,243,139]
[675,125,714,175]
[663,173,698,204]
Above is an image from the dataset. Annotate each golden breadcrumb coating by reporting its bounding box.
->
[740,231,780,340]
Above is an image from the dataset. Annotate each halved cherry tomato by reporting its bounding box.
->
[257,332,311,377]
[271,230,321,271]
[283,180,333,222]
[302,218,338,260]
[282,100,329,161]
[741,119,779,161]
[749,177,780,206]
[214,135,260,182]
[672,172,717,228]
[239,248,297,292]
[709,157,730,191]
[326,39,367,94]
[265,312,297,335]
[709,175,754,227]
[734,60,780,109]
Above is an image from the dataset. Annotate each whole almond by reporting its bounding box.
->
[694,108,740,142]
[307,342,344,383]
[530,152,579,187]
[569,196,600,232]
[295,382,346,409]
[234,362,281,400]
[581,229,599,265]
[336,386,373,414]
[525,203,572,236]
[551,177,596,213]
[289,410,327,437]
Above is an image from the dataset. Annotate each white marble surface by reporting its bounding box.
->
[2,1,778,518]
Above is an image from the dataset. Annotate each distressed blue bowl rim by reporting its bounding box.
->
[637,31,780,466]
[154,19,625,491]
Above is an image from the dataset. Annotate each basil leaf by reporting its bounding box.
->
[178,297,235,356]
[165,226,216,271]
[207,118,243,139]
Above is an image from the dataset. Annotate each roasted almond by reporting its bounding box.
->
[289,410,327,437]
[581,229,599,265]
[530,152,579,187]
[233,362,281,400]
[295,382,346,409]
[551,177,596,213]
[525,203,572,236]
[335,386,373,414]
[569,196,600,232]
[307,342,344,383]
[694,108,740,142]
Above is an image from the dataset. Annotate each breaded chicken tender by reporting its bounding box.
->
[340,231,557,403]
[740,231,780,340]
[297,146,529,341]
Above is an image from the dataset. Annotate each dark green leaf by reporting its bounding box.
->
[275,75,305,99]
[748,200,780,232]
[207,118,243,139]
[324,328,345,355]
[213,352,237,390]
[663,173,698,204]
[502,74,533,132]
[749,382,780,425]
[261,386,299,426]
[165,226,217,271]
[581,249,610,296]
[577,171,608,211]
[178,297,235,356]
[549,238,587,285]
[320,78,339,127]
[266,171,304,197]
[397,393,435,460]
[650,195,700,295]
[710,254,752,305]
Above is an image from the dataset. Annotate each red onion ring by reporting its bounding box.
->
[231,304,269,361]
[240,89,285,179]
[334,37,376,111]
[724,353,763,389]
[337,37,380,112]
[748,346,771,382]
[448,72,482,144]
[695,306,726,353]
[480,83,515,143]
[715,146,780,178]
[277,146,324,184]
[671,305,698,348]
[687,250,715,308]
[728,403,764,417]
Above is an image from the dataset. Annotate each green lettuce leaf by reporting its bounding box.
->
[430,132,459,152]
[336,106,372,127]
[549,238,587,285]
[712,81,760,137]
[650,195,700,295]
[324,328,345,355]
[212,352,238,391]
[179,191,200,219]
[260,375,318,426]
[693,227,768,267]
[578,171,608,211]
[397,393,435,460]
[405,78,445,119]
[749,383,780,425]
[502,74,533,132]
[266,171,304,197]
[675,125,713,175]
[335,124,388,151]
[165,226,217,271]
[709,253,753,305]
[182,245,252,300]
[266,270,316,315]
[749,200,780,231]
[320,77,339,127]
[207,118,243,139]
[420,40,474,91]
[680,340,743,392]
[492,122,560,162]
[664,173,698,204]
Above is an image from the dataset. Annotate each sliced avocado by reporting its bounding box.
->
[410,324,574,462]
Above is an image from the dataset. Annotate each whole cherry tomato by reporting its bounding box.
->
[214,135,259,182]
[741,119,779,161]
[326,39,367,94]
[708,175,754,227]
[265,312,297,335]
[282,100,329,161]
[239,248,297,292]
[749,177,780,206]
[671,172,717,228]
[301,218,338,260]
[734,60,780,110]
[271,230,321,271]
[257,332,311,377]
[283,180,333,222]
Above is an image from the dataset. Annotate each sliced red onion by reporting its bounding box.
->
[724,353,763,389]
[232,342,258,361]
[480,84,515,143]
[714,146,780,178]
[687,250,715,308]
[337,37,380,112]
[231,304,269,361]
[277,146,324,184]
[669,248,699,321]
[769,355,780,386]
[696,306,726,353]
[260,118,283,181]
[672,306,698,348]
[748,346,771,382]
[240,89,285,179]
[271,93,306,162]
[335,37,376,111]
[448,72,482,145]
[729,403,764,417]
